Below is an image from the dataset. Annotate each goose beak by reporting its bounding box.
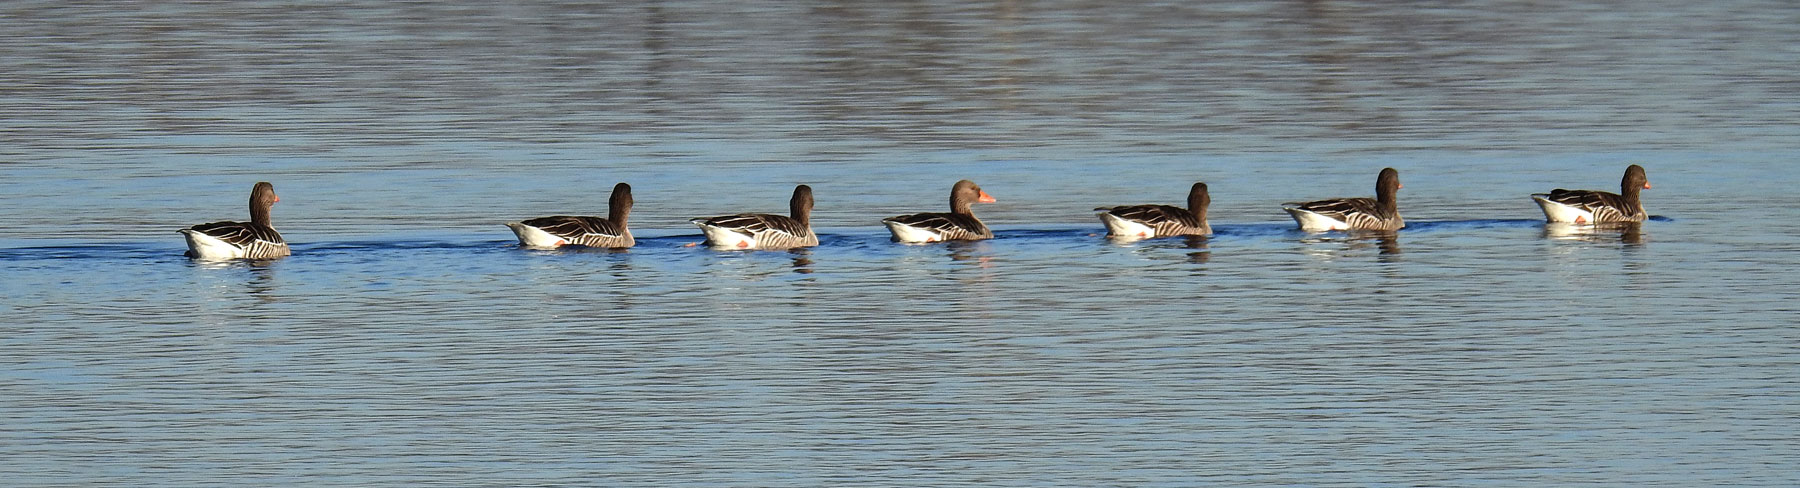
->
[977,191,996,203]
[273,194,280,202]
[1643,182,1652,190]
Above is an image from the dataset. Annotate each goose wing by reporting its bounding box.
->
[884,212,991,239]
[694,213,809,239]
[1539,189,1642,222]
[519,216,626,240]
[1097,204,1199,228]
[1285,197,1382,223]
[184,220,289,258]
[1542,189,1623,211]
[187,220,285,248]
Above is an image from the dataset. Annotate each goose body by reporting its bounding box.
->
[180,182,290,260]
[1283,168,1404,232]
[691,185,818,250]
[883,180,996,243]
[1531,165,1649,224]
[1096,182,1211,238]
[507,182,635,248]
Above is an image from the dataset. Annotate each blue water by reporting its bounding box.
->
[4,1,1799,486]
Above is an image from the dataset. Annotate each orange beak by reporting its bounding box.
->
[273,194,280,202]
[1643,182,1652,190]
[977,190,996,203]
[1397,183,1403,189]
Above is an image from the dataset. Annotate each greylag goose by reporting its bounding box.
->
[691,184,818,249]
[1282,168,1404,231]
[180,181,291,260]
[1531,165,1649,224]
[506,182,635,248]
[1096,182,1212,238]
[882,180,996,243]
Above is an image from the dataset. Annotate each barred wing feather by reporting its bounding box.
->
[1537,189,1644,222]
[884,212,991,240]
[1097,204,1205,236]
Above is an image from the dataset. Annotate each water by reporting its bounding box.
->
[3,1,1799,486]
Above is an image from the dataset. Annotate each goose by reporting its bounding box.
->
[1096,182,1212,238]
[691,184,818,250]
[882,180,996,243]
[1282,168,1404,231]
[180,182,291,260]
[1531,165,1649,224]
[506,182,635,248]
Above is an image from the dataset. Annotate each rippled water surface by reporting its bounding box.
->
[3,1,1798,486]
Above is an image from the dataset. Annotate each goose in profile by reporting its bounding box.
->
[691,184,818,250]
[1282,168,1404,231]
[882,179,996,243]
[506,182,635,248]
[180,181,291,260]
[1096,182,1212,238]
[1531,164,1649,224]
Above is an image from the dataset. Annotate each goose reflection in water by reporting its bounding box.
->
[1543,222,1644,245]
[1169,235,1212,264]
[1299,230,1401,258]
[943,239,994,267]
[789,248,814,274]
[190,259,282,303]
[1099,231,1212,263]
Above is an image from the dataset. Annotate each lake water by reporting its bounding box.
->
[3,1,1798,486]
